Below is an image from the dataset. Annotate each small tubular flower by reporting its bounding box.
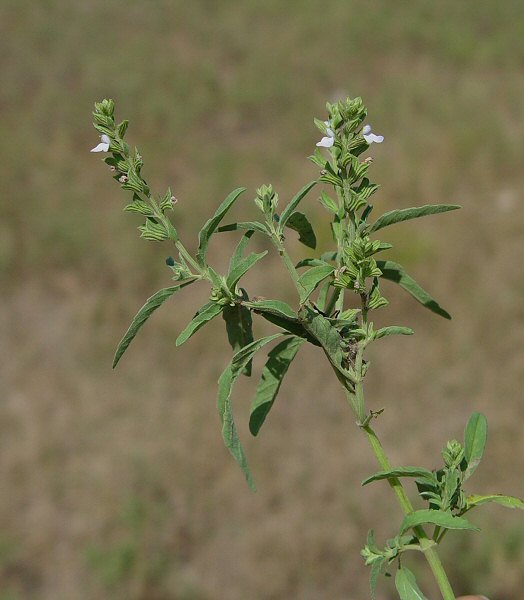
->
[90,134,110,152]
[316,121,335,148]
[362,124,384,144]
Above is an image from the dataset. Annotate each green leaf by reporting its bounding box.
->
[249,337,305,436]
[226,251,268,290]
[285,211,317,249]
[222,290,254,376]
[229,230,254,272]
[463,412,488,480]
[197,188,245,265]
[244,299,297,320]
[362,467,437,487]
[113,281,195,368]
[297,265,335,304]
[369,556,387,600]
[176,301,223,346]
[244,300,318,343]
[466,494,524,510]
[376,241,393,253]
[299,306,356,384]
[373,326,414,340]
[399,509,479,535]
[395,566,429,600]
[138,217,168,242]
[376,260,451,320]
[295,258,328,269]
[318,191,338,214]
[124,197,154,216]
[117,119,129,138]
[218,221,270,236]
[279,181,317,228]
[217,333,284,490]
[370,204,461,233]
[320,250,338,262]
[316,280,332,312]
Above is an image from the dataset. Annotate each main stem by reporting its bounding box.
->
[353,394,455,600]
[273,212,454,598]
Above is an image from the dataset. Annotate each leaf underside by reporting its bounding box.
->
[176,301,223,346]
[395,566,429,600]
[113,281,195,368]
[249,336,305,435]
[217,333,284,490]
[377,260,451,320]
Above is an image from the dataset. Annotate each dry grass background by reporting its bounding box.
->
[1,1,524,599]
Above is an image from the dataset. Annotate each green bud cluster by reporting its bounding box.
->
[254,184,279,220]
[442,440,465,468]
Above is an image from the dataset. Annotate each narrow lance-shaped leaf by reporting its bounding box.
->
[229,230,254,273]
[395,566,429,600]
[295,258,328,269]
[362,467,437,487]
[369,557,387,600]
[222,289,254,376]
[218,221,270,236]
[373,326,414,340]
[243,299,298,320]
[226,251,268,290]
[217,333,284,490]
[376,260,451,320]
[249,336,305,436]
[113,280,195,368]
[399,509,479,535]
[297,264,335,304]
[466,494,524,511]
[285,211,317,249]
[197,188,245,265]
[370,204,461,233]
[176,301,223,346]
[463,412,488,480]
[279,180,317,228]
[244,299,319,344]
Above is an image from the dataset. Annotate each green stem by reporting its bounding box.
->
[359,419,456,600]
[280,246,301,289]
[270,232,306,301]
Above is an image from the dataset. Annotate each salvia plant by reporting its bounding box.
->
[90,97,523,600]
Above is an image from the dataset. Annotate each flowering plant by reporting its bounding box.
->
[90,97,523,600]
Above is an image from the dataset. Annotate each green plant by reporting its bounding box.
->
[90,96,523,599]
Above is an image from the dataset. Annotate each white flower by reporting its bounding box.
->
[90,134,110,152]
[316,121,335,148]
[362,124,384,144]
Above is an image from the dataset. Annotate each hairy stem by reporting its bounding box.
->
[354,402,455,599]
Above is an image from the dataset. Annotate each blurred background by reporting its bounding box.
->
[1,1,524,598]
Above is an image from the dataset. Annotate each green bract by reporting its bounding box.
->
[90,96,522,600]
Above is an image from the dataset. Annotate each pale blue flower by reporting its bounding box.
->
[90,134,110,152]
[362,125,384,144]
[316,121,335,148]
